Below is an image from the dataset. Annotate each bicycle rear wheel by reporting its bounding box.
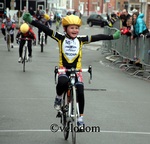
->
[41,36,44,52]
[22,46,27,72]
[62,92,70,140]
[7,34,10,51]
[71,86,77,144]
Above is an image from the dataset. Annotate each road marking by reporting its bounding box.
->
[0,129,150,135]
[100,130,150,135]
[0,97,50,99]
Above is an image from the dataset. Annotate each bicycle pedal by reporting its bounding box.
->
[56,111,62,118]
[63,105,68,112]
[76,126,85,132]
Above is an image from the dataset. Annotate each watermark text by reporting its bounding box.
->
[50,123,100,133]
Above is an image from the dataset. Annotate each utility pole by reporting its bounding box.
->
[46,0,47,8]
[4,0,6,10]
[26,0,28,11]
[120,0,124,11]
[87,0,90,16]
[100,0,103,13]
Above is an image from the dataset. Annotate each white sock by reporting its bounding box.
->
[56,95,62,99]
[78,116,83,122]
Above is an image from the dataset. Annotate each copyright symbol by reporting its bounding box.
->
[50,123,59,133]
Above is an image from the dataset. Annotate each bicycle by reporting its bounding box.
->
[6,28,11,51]
[19,38,32,72]
[54,66,92,144]
[40,31,45,52]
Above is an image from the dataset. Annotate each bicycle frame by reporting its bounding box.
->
[54,66,92,144]
[40,31,45,52]
[6,30,11,51]
[19,38,32,72]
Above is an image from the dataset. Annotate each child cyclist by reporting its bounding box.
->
[23,13,121,129]
[16,23,36,62]
[1,17,16,48]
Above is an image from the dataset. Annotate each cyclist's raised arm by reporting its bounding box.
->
[32,20,63,42]
[90,30,121,42]
[23,13,63,42]
[31,20,53,36]
[77,30,121,45]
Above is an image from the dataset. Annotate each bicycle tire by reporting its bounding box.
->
[62,92,70,140]
[7,34,10,51]
[41,35,44,52]
[23,46,27,72]
[71,86,77,144]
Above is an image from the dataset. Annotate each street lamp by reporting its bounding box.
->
[26,0,28,11]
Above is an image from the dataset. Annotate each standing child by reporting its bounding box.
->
[16,23,36,63]
[23,13,121,129]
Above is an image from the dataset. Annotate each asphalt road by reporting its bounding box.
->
[0,24,150,144]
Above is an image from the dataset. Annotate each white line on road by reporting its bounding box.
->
[0,129,150,135]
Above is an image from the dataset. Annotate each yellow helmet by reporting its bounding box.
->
[62,15,82,27]
[44,14,50,20]
[20,23,29,34]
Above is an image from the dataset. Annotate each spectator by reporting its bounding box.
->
[131,12,149,64]
[66,11,72,16]
[35,7,42,19]
[121,9,131,28]
[46,8,52,27]
[109,13,117,26]
[132,12,149,39]
[73,9,82,18]
[29,7,35,17]
[120,16,132,36]
[106,13,110,21]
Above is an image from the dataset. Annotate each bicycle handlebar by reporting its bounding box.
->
[18,38,33,41]
[54,65,92,84]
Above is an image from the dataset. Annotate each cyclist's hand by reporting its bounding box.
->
[16,38,19,44]
[23,13,33,24]
[33,40,36,46]
[146,33,150,38]
[7,28,11,31]
[113,30,121,39]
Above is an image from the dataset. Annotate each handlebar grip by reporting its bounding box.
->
[54,66,58,84]
[88,65,92,80]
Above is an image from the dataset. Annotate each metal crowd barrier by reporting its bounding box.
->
[102,26,150,79]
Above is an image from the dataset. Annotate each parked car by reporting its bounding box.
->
[87,14,109,27]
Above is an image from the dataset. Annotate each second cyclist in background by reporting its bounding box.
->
[36,10,51,45]
[16,23,36,63]
[55,13,62,31]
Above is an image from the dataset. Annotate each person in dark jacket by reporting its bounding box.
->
[29,7,35,17]
[121,9,131,28]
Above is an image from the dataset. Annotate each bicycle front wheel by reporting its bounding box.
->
[62,92,70,140]
[71,86,77,144]
[7,35,10,51]
[41,36,44,52]
[22,46,27,72]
